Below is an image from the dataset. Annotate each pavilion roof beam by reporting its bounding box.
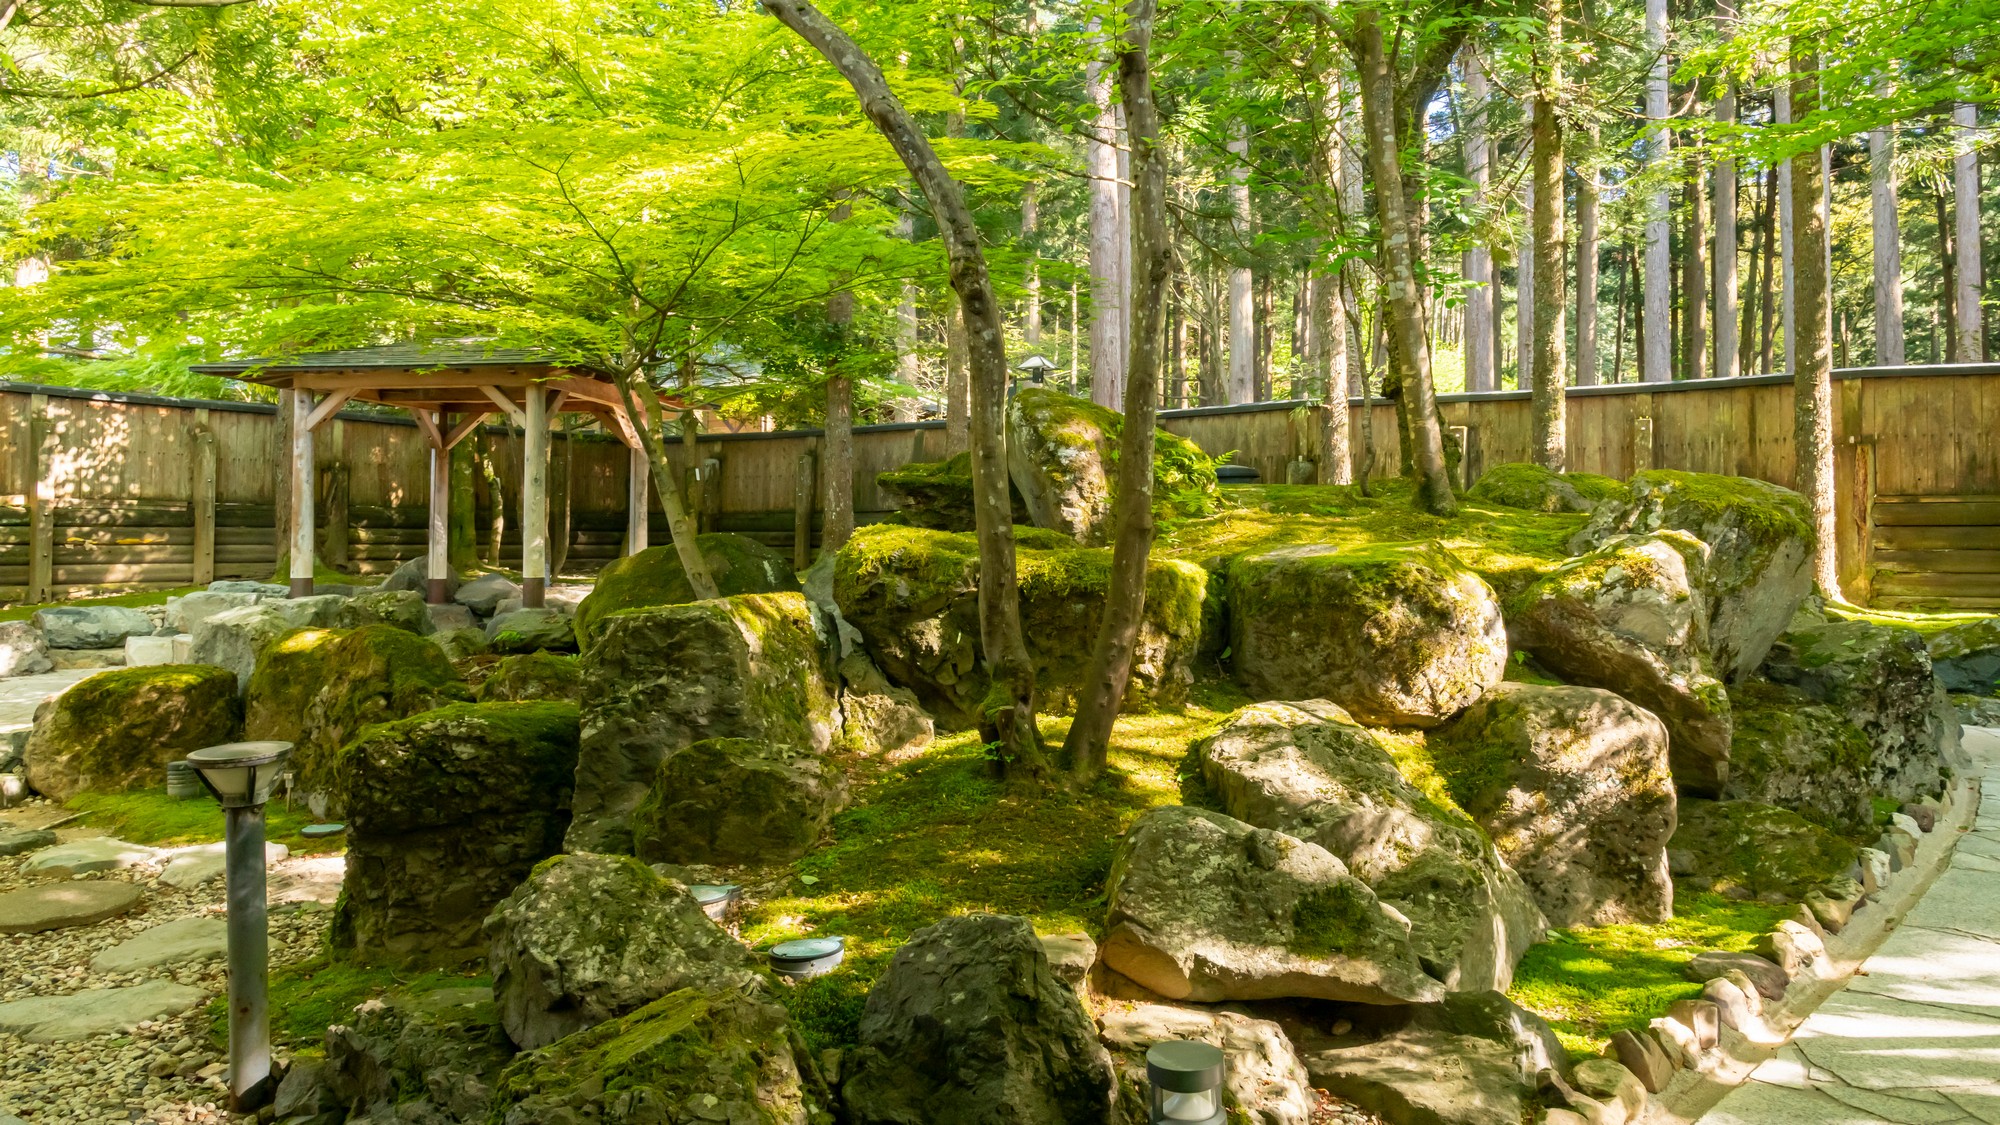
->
[478,384,528,428]
[410,408,445,450]
[443,411,490,450]
[303,390,353,432]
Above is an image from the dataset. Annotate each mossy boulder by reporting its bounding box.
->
[1192,700,1543,991]
[1724,682,1876,837]
[842,914,1115,1125]
[1102,1003,1315,1125]
[1430,683,1677,927]
[1508,532,1734,793]
[1294,993,1570,1125]
[1668,799,1859,902]
[1006,387,1218,545]
[1572,469,1813,681]
[832,524,1208,729]
[475,652,583,704]
[573,534,800,649]
[1928,617,2000,695]
[190,595,346,689]
[1467,462,1628,514]
[329,701,580,964]
[631,737,849,867]
[484,853,759,1050]
[1227,541,1507,727]
[318,986,513,1123]
[292,624,471,819]
[242,628,340,744]
[487,984,834,1125]
[334,589,432,635]
[22,665,240,802]
[1101,805,1446,1005]
[1761,618,1955,804]
[484,607,577,655]
[568,592,838,855]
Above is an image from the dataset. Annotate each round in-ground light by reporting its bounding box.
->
[769,936,845,979]
[300,823,347,840]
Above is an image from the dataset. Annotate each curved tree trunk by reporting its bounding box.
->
[765,0,1051,780]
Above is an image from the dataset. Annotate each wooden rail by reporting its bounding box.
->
[2,364,1996,608]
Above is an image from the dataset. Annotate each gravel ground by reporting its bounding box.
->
[0,809,334,1125]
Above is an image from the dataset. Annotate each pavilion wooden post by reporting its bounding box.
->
[427,413,451,605]
[289,391,316,597]
[521,387,550,608]
[627,445,650,555]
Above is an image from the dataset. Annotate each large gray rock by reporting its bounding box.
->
[321,987,514,1123]
[1570,469,1813,682]
[1431,683,1677,927]
[484,853,757,1050]
[89,916,227,974]
[1508,531,1734,792]
[190,596,345,688]
[1227,543,1506,727]
[484,607,576,654]
[0,880,143,934]
[631,737,847,867]
[33,606,154,650]
[1102,1003,1315,1125]
[381,556,460,599]
[1760,618,1956,804]
[22,664,241,802]
[164,590,262,634]
[0,621,52,677]
[843,914,1114,1125]
[1194,700,1543,990]
[0,827,55,856]
[1670,799,1858,902]
[568,592,838,855]
[0,980,205,1042]
[453,573,520,616]
[336,588,432,634]
[330,702,580,964]
[1930,618,2000,695]
[1725,683,1877,836]
[1102,805,1445,1005]
[1004,387,1217,545]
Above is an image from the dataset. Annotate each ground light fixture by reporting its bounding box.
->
[183,740,292,1113]
[1146,1039,1227,1125]
[1016,353,1058,386]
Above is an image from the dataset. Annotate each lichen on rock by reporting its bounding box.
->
[573,534,800,649]
[1668,799,1859,902]
[1761,617,1955,805]
[242,627,340,744]
[1005,387,1218,545]
[630,737,849,867]
[475,652,583,704]
[1724,681,1876,837]
[22,664,240,802]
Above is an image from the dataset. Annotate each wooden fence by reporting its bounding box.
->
[2,364,1995,608]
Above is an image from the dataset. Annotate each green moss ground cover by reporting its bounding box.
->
[0,586,200,622]
[205,953,488,1053]
[65,787,329,853]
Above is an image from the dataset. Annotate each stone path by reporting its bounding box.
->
[1698,728,2000,1124]
[0,668,114,751]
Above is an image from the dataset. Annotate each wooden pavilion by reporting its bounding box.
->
[192,342,659,607]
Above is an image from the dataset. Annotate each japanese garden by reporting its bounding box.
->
[0,0,1996,1123]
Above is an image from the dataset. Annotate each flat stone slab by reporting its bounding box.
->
[0,880,143,934]
[269,855,345,907]
[0,827,56,856]
[159,840,289,889]
[90,916,227,974]
[22,837,157,875]
[0,979,205,1042]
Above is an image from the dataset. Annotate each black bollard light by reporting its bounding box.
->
[184,740,292,1113]
[1146,1040,1226,1125]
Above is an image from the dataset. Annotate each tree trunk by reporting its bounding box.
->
[1023,182,1042,349]
[1464,49,1495,392]
[448,432,478,570]
[1518,165,1536,389]
[1576,121,1601,386]
[1871,106,1907,365]
[1227,89,1255,404]
[1791,50,1838,596]
[1760,165,1780,374]
[1776,83,1798,375]
[1087,50,1128,408]
[1939,181,1959,362]
[894,209,922,421]
[766,0,1051,779]
[1067,0,1164,778]
[945,293,971,453]
[611,370,720,599]
[1684,141,1709,378]
[1956,100,1985,361]
[1611,241,1631,382]
[1713,1,1740,379]
[1254,272,1274,401]
[823,203,856,557]
[1351,9,1456,515]
[1530,13,1567,469]
[1643,0,1672,382]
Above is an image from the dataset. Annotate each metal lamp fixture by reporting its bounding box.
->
[1015,353,1057,386]
[1146,1040,1227,1125]
[183,740,292,1113]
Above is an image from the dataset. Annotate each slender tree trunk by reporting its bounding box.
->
[1087,49,1128,407]
[1760,165,1780,373]
[611,369,719,599]
[1576,122,1602,386]
[1643,0,1672,381]
[1254,273,1274,401]
[945,293,971,453]
[894,210,921,421]
[1351,9,1456,514]
[1685,141,1709,378]
[1940,181,1960,362]
[1956,101,1985,361]
[1067,0,1165,778]
[1530,10,1567,468]
[1518,163,1536,388]
[1777,84,1798,375]
[1714,2,1740,379]
[448,436,478,570]
[1612,241,1631,382]
[1871,109,1907,365]
[766,0,1051,778]
[822,202,857,556]
[1742,159,1765,376]
[1463,47,1494,393]
[1023,182,1042,349]
[1791,50,1838,595]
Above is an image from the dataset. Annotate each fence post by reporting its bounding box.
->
[1447,425,1471,490]
[1631,416,1655,474]
[793,450,817,570]
[1839,438,1876,605]
[319,462,350,571]
[26,394,54,603]
[192,409,217,587]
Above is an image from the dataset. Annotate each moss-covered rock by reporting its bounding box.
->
[1193,700,1543,991]
[1668,799,1859,902]
[484,853,759,1050]
[475,652,583,704]
[483,607,577,655]
[568,592,838,855]
[832,524,1208,729]
[879,452,977,531]
[329,701,580,964]
[1467,462,1628,514]
[242,628,340,744]
[1430,683,1676,927]
[631,737,849,867]
[1006,387,1218,545]
[1928,617,2000,695]
[334,589,432,635]
[1101,805,1445,1005]
[1761,618,1956,805]
[1227,541,1507,727]
[1572,469,1813,681]
[22,665,240,802]
[488,983,834,1125]
[1724,682,1876,837]
[319,986,513,1123]
[1508,532,1734,793]
[573,534,800,649]
[292,624,471,819]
